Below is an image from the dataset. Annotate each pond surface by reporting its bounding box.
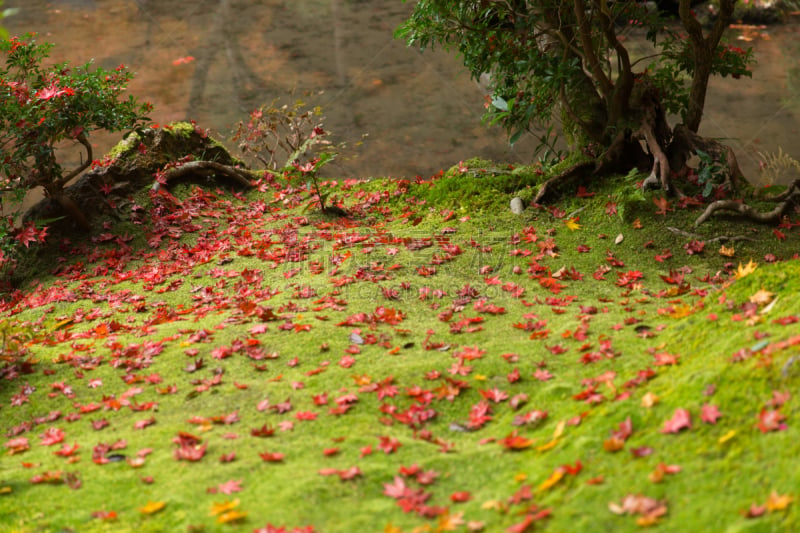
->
[4,0,800,184]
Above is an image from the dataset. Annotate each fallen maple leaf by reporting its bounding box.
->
[756,409,786,433]
[499,430,534,451]
[209,498,240,517]
[749,288,774,306]
[40,427,65,446]
[765,491,793,512]
[700,404,722,424]
[139,501,166,514]
[208,479,243,495]
[217,510,248,524]
[653,196,672,216]
[735,260,758,279]
[537,469,564,492]
[259,451,285,462]
[5,437,30,455]
[661,408,691,434]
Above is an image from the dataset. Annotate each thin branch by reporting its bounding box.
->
[573,0,613,99]
[54,132,93,189]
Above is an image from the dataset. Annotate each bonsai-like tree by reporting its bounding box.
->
[396,1,799,222]
[0,34,152,229]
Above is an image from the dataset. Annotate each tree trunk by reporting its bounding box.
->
[680,0,736,132]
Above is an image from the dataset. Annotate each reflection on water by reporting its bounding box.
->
[3,1,800,184]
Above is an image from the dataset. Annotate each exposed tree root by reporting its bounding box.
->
[534,130,649,205]
[665,226,757,243]
[695,178,800,226]
[695,193,799,226]
[763,178,800,202]
[53,193,92,231]
[151,161,255,191]
[533,160,595,205]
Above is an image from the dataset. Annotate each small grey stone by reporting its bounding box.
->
[510,197,524,215]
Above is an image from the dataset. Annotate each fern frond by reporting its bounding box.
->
[757,147,800,186]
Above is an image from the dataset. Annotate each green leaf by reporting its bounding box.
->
[491,96,508,112]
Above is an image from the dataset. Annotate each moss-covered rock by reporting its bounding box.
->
[23,122,244,230]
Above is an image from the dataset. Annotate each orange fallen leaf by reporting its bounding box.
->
[537,469,564,492]
[766,491,792,512]
[210,498,240,516]
[536,439,559,452]
[216,509,248,524]
[139,501,165,514]
[603,436,625,452]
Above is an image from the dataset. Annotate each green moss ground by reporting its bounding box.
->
[1,161,799,532]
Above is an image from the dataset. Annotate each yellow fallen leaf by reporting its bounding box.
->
[565,218,581,231]
[537,469,564,492]
[735,260,758,280]
[641,392,659,408]
[384,523,403,533]
[217,510,248,524]
[669,304,693,319]
[210,498,240,516]
[513,472,527,483]
[472,374,487,381]
[0,486,12,495]
[552,419,566,440]
[536,439,559,452]
[749,288,774,306]
[718,430,736,444]
[139,501,166,515]
[766,491,793,512]
[719,244,735,257]
[481,499,506,512]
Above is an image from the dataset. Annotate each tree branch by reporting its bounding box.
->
[573,0,613,99]
[54,132,93,189]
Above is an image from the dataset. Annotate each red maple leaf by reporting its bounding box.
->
[700,404,722,424]
[378,436,402,454]
[756,408,786,433]
[259,451,285,462]
[383,476,410,499]
[207,479,243,495]
[40,427,65,446]
[653,196,672,216]
[251,424,275,437]
[498,430,534,451]
[661,408,692,434]
[479,387,508,403]
[15,222,48,248]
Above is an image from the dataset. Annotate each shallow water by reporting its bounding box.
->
[4,1,800,185]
